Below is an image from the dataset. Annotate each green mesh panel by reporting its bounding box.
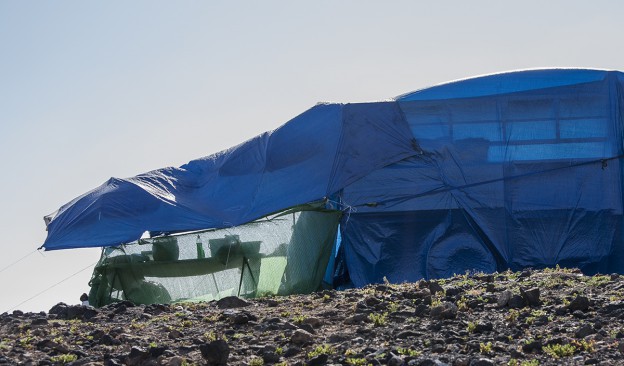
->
[88,209,340,307]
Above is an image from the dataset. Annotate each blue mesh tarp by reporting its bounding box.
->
[43,69,624,285]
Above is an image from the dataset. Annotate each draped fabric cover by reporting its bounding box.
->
[43,69,624,285]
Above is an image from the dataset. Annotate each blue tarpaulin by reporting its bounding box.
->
[42,68,624,285]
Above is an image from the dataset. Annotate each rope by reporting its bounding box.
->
[0,249,38,274]
[5,261,98,313]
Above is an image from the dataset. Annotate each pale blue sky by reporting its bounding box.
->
[1,1,623,312]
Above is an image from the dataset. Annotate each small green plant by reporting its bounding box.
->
[275,347,284,355]
[149,341,158,348]
[466,287,484,297]
[362,287,375,295]
[523,361,539,366]
[542,343,576,359]
[323,294,331,301]
[130,320,146,330]
[345,348,357,356]
[571,339,596,353]
[407,317,419,324]
[19,335,34,347]
[50,354,78,364]
[396,347,421,356]
[531,309,546,317]
[430,294,443,307]
[387,301,400,313]
[506,309,519,323]
[293,314,307,324]
[346,358,369,365]
[525,309,546,325]
[467,321,477,333]
[307,344,334,358]
[181,320,193,327]
[456,296,469,311]
[249,357,264,366]
[280,311,291,317]
[610,329,619,339]
[586,274,611,287]
[204,331,217,341]
[368,312,388,326]
[202,314,219,323]
[509,360,539,366]
[562,298,571,306]
[479,342,492,354]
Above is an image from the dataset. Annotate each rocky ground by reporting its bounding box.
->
[2,267,624,365]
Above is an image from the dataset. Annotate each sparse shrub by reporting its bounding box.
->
[456,296,469,311]
[506,309,519,323]
[430,294,443,307]
[204,331,217,341]
[562,298,571,306]
[50,354,78,364]
[397,347,421,356]
[249,357,264,366]
[479,342,492,354]
[509,360,539,366]
[130,320,146,330]
[202,314,219,323]
[19,335,34,347]
[307,344,334,358]
[586,275,611,287]
[572,339,596,353]
[368,312,388,326]
[543,343,576,358]
[293,315,307,324]
[346,358,369,365]
[387,301,400,313]
[181,320,193,327]
[531,309,546,317]
[466,288,484,296]
[467,321,477,333]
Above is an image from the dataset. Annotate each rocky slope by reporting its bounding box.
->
[2,267,624,365]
